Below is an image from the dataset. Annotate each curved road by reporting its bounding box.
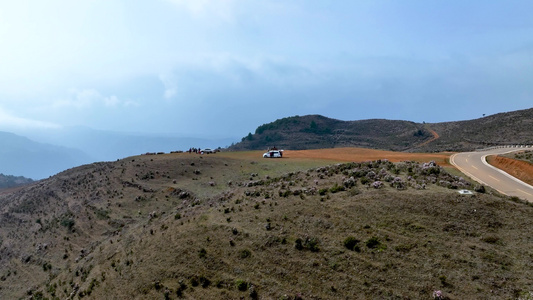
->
[450,147,533,202]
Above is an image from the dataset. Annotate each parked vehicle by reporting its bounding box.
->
[201,148,215,154]
[263,150,283,158]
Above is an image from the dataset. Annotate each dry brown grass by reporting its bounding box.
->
[1,150,532,300]
[221,147,452,166]
[285,147,452,166]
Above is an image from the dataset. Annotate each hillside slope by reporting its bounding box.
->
[1,152,532,299]
[230,107,533,152]
[423,107,533,152]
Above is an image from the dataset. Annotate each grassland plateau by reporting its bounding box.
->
[1,148,533,299]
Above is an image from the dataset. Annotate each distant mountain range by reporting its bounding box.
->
[0,131,93,179]
[0,173,33,189]
[230,107,533,152]
[0,128,236,179]
[22,127,237,162]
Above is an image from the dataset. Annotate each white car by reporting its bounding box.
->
[201,148,215,154]
[263,150,283,158]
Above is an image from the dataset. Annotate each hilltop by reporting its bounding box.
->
[1,151,532,299]
[230,107,533,152]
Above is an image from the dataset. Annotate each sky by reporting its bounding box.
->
[1,0,532,140]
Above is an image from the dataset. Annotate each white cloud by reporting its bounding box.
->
[159,74,179,100]
[163,0,237,22]
[0,107,60,130]
[53,89,138,109]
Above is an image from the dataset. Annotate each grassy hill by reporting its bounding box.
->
[230,107,533,152]
[1,152,532,299]
[230,115,434,152]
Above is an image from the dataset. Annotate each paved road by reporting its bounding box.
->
[450,147,533,202]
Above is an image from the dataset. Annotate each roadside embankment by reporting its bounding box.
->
[487,155,533,186]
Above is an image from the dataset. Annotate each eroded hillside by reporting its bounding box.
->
[1,153,532,299]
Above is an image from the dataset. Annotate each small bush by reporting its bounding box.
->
[190,277,199,287]
[307,238,319,252]
[60,218,75,230]
[295,238,304,250]
[371,181,384,189]
[482,236,500,244]
[199,248,207,258]
[235,279,248,291]
[329,183,345,193]
[343,177,357,188]
[249,284,258,299]
[199,276,211,288]
[295,237,319,252]
[239,249,251,259]
[279,190,292,198]
[366,236,384,249]
[343,236,360,251]
[175,281,187,297]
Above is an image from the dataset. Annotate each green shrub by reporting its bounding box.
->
[176,281,187,297]
[307,238,319,252]
[329,183,345,193]
[239,249,251,259]
[279,190,292,197]
[235,279,248,291]
[60,218,75,230]
[199,248,207,258]
[295,237,319,252]
[199,276,211,288]
[366,236,383,249]
[295,238,304,250]
[190,276,199,287]
[343,236,360,251]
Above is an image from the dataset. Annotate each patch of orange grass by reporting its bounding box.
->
[284,147,452,166]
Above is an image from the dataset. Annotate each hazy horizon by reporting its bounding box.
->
[1,1,532,140]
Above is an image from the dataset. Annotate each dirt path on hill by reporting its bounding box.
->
[486,155,533,186]
[415,128,440,148]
